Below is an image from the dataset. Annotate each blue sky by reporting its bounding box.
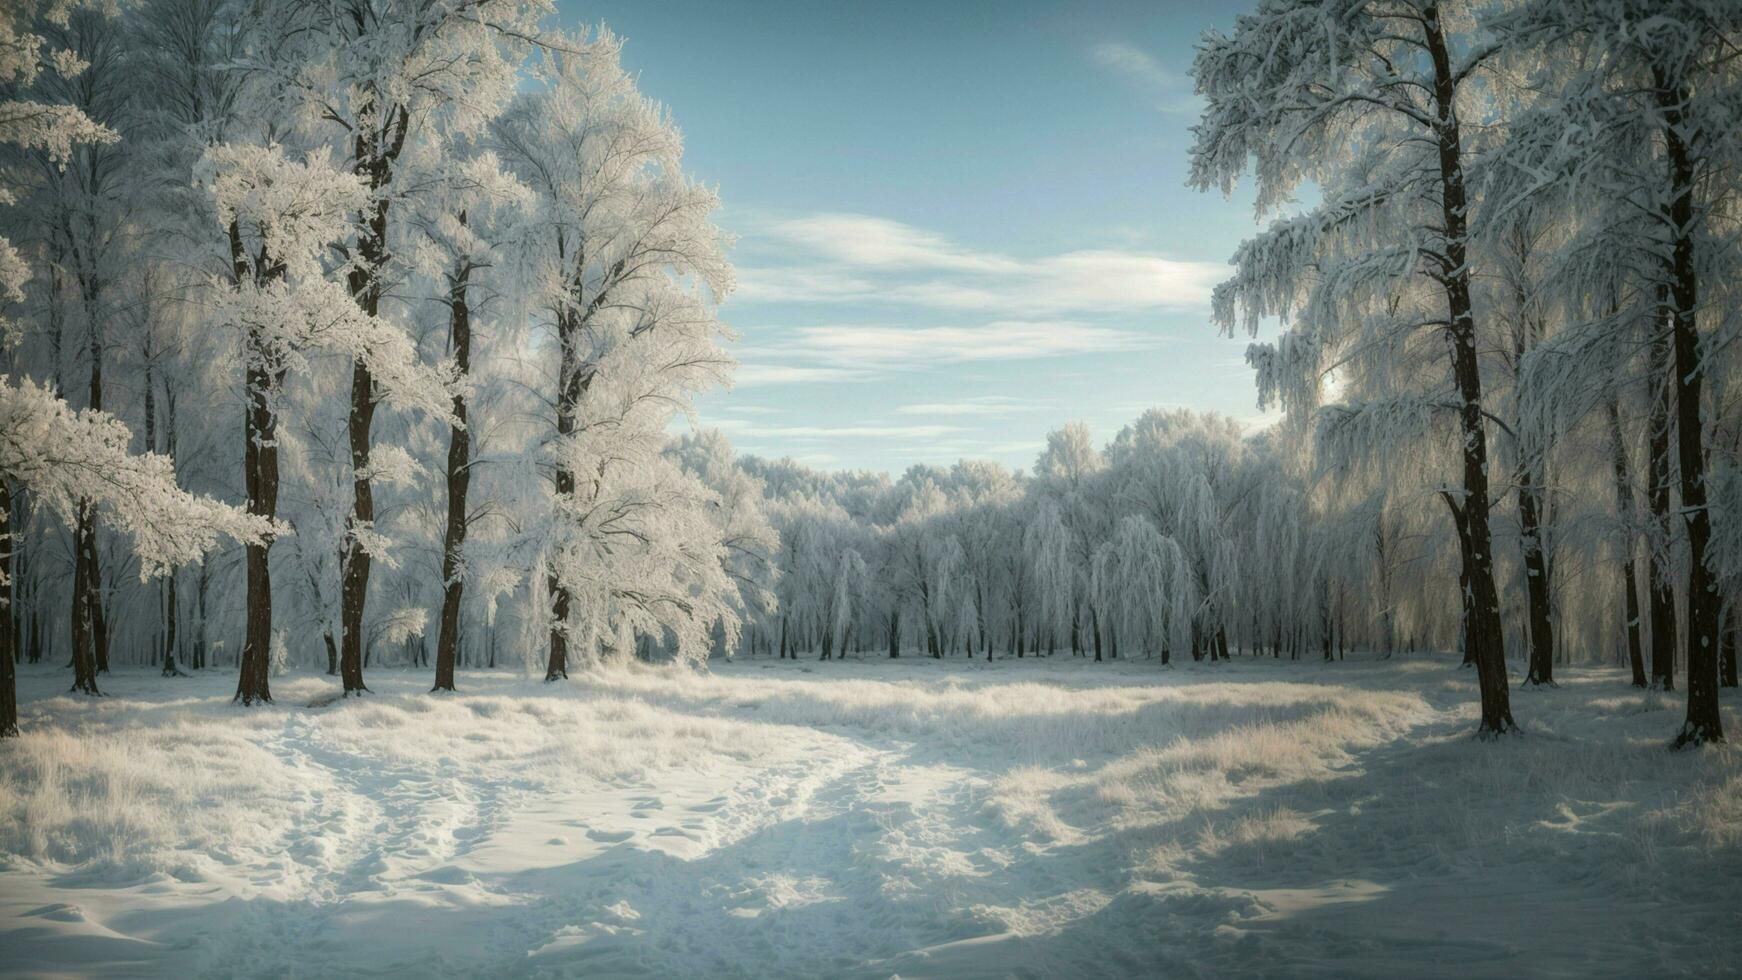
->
[557,0,1272,473]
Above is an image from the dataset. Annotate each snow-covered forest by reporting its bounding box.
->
[1,0,1739,976]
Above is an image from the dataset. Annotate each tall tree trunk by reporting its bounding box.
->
[162,389,182,677]
[76,274,108,678]
[236,355,280,705]
[193,559,208,670]
[1517,472,1555,686]
[1427,8,1512,734]
[547,293,589,681]
[1645,312,1678,692]
[1659,78,1723,746]
[433,249,473,693]
[234,223,282,706]
[1720,606,1737,688]
[1507,249,1557,687]
[1607,398,1648,688]
[1,481,16,736]
[69,504,99,694]
[162,571,180,677]
[339,357,377,696]
[339,118,404,697]
[1091,604,1102,662]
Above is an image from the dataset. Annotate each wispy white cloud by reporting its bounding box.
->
[766,214,1018,274]
[731,266,877,304]
[785,321,1153,367]
[733,213,1223,315]
[896,396,1028,417]
[714,418,965,440]
[731,363,868,387]
[1090,42,1198,114]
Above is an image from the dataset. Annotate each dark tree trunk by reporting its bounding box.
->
[76,278,108,678]
[1607,398,1648,688]
[546,262,593,679]
[1517,474,1555,686]
[338,116,404,697]
[1091,604,1102,662]
[1658,77,1723,747]
[545,572,570,681]
[161,571,180,677]
[159,374,185,678]
[1,481,16,736]
[10,491,26,666]
[1321,590,1334,662]
[69,504,100,694]
[193,559,208,670]
[235,356,279,705]
[434,247,473,693]
[1507,265,1557,687]
[1720,606,1737,688]
[234,220,283,706]
[339,357,377,696]
[1645,314,1678,692]
[1425,8,1512,736]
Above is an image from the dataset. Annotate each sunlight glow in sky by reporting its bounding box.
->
[558,0,1274,472]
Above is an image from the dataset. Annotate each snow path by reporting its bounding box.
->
[1,656,1738,978]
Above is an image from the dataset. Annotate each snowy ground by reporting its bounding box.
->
[1,655,1738,979]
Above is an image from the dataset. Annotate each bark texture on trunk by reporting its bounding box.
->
[1,481,16,736]
[235,356,279,705]
[70,503,100,695]
[434,248,473,693]
[546,288,589,681]
[234,223,283,706]
[339,113,407,697]
[1607,399,1648,688]
[1645,318,1678,692]
[1658,77,1723,747]
[1426,6,1512,735]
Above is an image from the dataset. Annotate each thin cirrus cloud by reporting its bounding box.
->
[731,363,868,387]
[733,213,1224,316]
[788,321,1150,366]
[711,418,964,441]
[895,396,1028,418]
[732,321,1157,387]
[1090,42,1199,115]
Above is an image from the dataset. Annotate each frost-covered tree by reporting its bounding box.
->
[493,29,736,677]
[200,142,455,703]
[1192,0,1518,735]
[1033,423,1108,656]
[0,376,269,724]
[1496,0,1740,745]
[249,0,543,694]
[672,429,779,657]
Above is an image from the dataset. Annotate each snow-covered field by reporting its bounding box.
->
[1,656,1737,979]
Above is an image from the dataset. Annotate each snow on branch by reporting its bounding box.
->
[0,377,275,579]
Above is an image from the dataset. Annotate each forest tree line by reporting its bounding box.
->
[0,0,1739,750]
